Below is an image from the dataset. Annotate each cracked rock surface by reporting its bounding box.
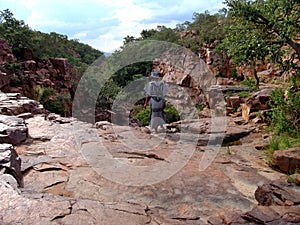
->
[1,112,300,224]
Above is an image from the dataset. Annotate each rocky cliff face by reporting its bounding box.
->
[178,33,294,85]
[0,39,77,115]
[0,39,16,65]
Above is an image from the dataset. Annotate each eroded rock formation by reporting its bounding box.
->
[0,39,75,115]
[0,91,299,224]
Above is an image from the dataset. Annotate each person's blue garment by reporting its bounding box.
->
[149,97,166,129]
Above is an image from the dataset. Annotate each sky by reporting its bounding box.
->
[0,0,225,53]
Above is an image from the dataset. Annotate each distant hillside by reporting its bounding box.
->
[0,9,103,68]
[103,52,112,57]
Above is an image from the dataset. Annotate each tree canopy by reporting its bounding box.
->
[219,0,300,85]
[0,9,34,56]
[0,9,103,66]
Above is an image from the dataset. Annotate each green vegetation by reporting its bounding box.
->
[123,25,180,46]
[132,105,150,126]
[0,9,104,115]
[264,83,300,165]
[287,168,300,184]
[0,9,103,66]
[197,104,205,111]
[111,62,152,87]
[1,2,300,128]
[239,90,250,99]
[267,134,300,162]
[219,0,300,87]
[34,86,71,116]
[240,77,257,91]
[269,135,290,151]
[269,88,300,134]
[0,9,34,57]
[121,10,227,56]
[178,11,226,51]
[217,0,300,170]
[131,102,180,126]
[98,79,122,109]
[164,102,180,123]
[287,174,297,184]
[224,0,300,166]
[43,93,70,117]
[226,146,232,155]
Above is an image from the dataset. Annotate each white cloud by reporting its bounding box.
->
[1,0,225,52]
[73,31,88,39]
[88,34,123,53]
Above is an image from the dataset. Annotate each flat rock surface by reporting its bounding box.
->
[1,115,293,224]
[0,180,158,225]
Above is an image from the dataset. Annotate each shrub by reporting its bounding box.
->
[3,62,21,71]
[131,102,180,126]
[131,104,143,118]
[197,104,205,111]
[266,134,300,166]
[269,135,292,151]
[230,68,238,80]
[43,93,70,116]
[241,77,256,91]
[97,79,122,108]
[132,106,150,126]
[239,90,250,98]
[34,86,71,116]
[10,74,21,86]
[287,168,300,183]
[34,85,44,102]
[164,102,180,123]
[269,88,300,134]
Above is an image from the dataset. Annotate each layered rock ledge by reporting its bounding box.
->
[0,92,300,224]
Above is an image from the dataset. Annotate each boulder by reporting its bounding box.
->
[20,47,34,60]
[242,89,271,121]
[240,181,300,224]
[273,147,300,174]
[0,71,11,89]
[243,205,300,224]
[0,39,16,65]
[0,92,45,116]
[226,96,241,115]
[216,77,235,85]
[153,50,213,109]
[226,96,241,109]
[0,143,23,187]
[23,60,36,71]
[49,57,71,76]
[245,89,271,111]
[254,181,300,206]
[0,115,28,145]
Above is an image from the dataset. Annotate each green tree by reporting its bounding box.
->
[0,9,34,57]
[176,11,227,53]
[220,0,300,86]
[111,61,152,87]
[0,9,103,64]
[123,35,136,46]
[140,29,158,39]
[148,25,179,43]
[189,11,226,45]
[136,26,179,44]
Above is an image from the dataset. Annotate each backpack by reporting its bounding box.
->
[149,96,165,112]
[146,81,168,98]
